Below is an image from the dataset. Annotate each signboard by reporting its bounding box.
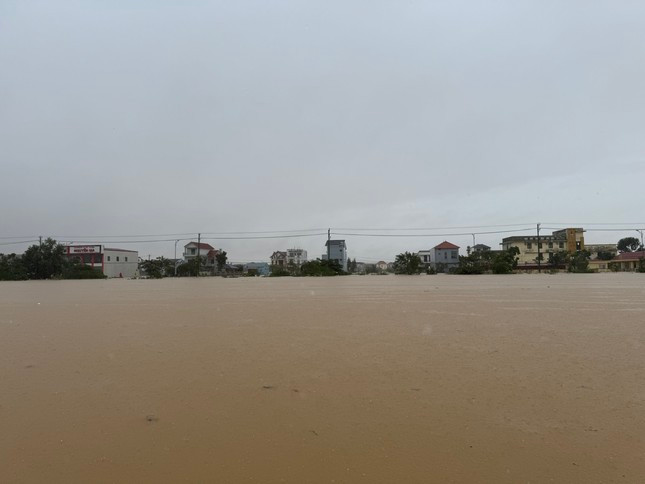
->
[68,245,102,254]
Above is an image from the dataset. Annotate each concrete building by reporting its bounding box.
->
[286,248,307,267]
[322,240,348,271]
[63,245,139,278]
[501,228,585,266]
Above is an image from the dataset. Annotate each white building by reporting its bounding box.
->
[287,248,307,267]
[322,239,348,271]
[63,245,139,278]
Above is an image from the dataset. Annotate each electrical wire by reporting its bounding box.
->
[331,228,535,238]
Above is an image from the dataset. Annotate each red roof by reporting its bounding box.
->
[206,249,220,258]
[433,241,460,250]
[613,251,645,261]
[185,242,215,250]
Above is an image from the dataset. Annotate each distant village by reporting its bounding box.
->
[2,226,643,280]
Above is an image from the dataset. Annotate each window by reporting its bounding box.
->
[548,242,553,249]
[190,248,196,255]
[451,251,457,259]
[107,256,111,262]
[116,256,120,262]
[444,252,448,259]
[125,257,128,262]
[527,242,532,249]
[559,242,564,249]
[538,243,543,249]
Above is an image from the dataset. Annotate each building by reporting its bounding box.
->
[588,259,612,272]
[270,251,287,267]
[183,242,222,272]
[430,241,460,271]
[63,245,139,278]
[322,240,348,271]
[375,261,388,271]
[286,248,307,267]
[609,251,645,272]
[501,228,585,266]
[243,262,270,276]
[471,244,491,253]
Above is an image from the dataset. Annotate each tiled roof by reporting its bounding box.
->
[434,241,460,250]
[613,251,645,261]
[185,242,215,250]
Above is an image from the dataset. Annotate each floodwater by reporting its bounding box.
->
[1,274,644,483]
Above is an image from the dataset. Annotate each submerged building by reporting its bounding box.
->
[63,245,139,278]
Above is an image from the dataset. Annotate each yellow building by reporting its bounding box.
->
[501,228,585,266]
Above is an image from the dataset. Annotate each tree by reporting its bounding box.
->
[568,250,591,273]
[21,238,66,279]
[139,257,174,278]
[176,257,203,277]
[0,253,27,280]
[393,252,422,275]
[617,237,642,253]
[215,251,228,272]
[596,251,615,261]
[491,247,519,274]
[300,259,345,276]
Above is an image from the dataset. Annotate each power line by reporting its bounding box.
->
[332,223,534,231]
[53,233,328,244]
[331,228,535,238]
[0,239,40,246]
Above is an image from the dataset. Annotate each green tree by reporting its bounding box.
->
[22,238,66,279]
[491,247,519,274]
[0,253,27,280]
[300,259,345,276]
[215,251,228,272]
[139,257,174,278]
[596,251,615,261]
[568,250,591,273]
[617,237,642,253]
[176,257,203,277]
[394,252,422,275]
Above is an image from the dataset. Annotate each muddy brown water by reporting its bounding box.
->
[1,274,644,483]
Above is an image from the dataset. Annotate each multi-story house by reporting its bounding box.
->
[286,248,307,267]
[417,242,460,272]
[270,251,287,267]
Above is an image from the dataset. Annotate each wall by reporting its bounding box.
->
[103,249,139,278]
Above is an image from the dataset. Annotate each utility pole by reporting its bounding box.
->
[637,229,644,249]
[174,239,179,276]
[471,233,476,247]
[197,233,201,276]
[536,223,541,273]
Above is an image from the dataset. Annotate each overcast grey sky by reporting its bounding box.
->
[1,0,644,262]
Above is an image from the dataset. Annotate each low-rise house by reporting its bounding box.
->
[588,259,612,272]
[243,262,270,276]
[609,251,645,272]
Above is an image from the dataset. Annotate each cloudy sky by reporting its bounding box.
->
[1,0,644,262]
